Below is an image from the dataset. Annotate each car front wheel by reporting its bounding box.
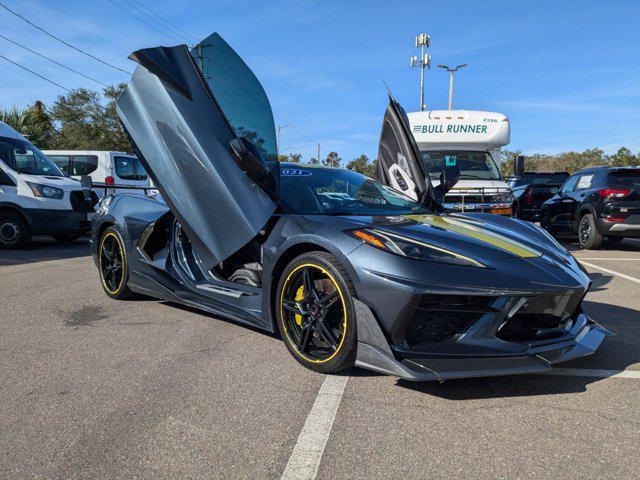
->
[276,251,357,374]
[0,212,31,249]
[98,227,134,299]
[578,213,603,250]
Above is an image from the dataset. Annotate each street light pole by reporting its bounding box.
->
[277,124,295,151]
[410,33,431,111]
[437,64,467,110]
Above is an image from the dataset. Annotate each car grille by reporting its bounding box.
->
[404,295,498,346]
[70,191,99,213]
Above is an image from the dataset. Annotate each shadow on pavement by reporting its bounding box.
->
[395,299,640,399]
[563,237,640,252]
[0,236,91,267]
[588,272,613,292]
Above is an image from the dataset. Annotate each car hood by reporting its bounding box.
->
[343,212,589,289]
[18,173,81,191]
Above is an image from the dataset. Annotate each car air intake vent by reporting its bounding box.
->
[70,190,98,212]
[405,295,497,346]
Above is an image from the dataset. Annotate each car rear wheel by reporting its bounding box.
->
[578,213,603,250]
[0,212,31,249]
[98,227,134,299]
[276,251,356,374]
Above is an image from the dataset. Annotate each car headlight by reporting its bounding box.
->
[26,182,64,199]
[346,228,486,268]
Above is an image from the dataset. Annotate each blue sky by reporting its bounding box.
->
[1,0,639,162]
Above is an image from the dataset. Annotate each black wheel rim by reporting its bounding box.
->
[0,221,19,244]
[579,218,591,244]
[280,264,346,364]
[100,233,124,294]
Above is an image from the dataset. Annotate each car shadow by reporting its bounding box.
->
[393,299,640,399]
[0,236,91,267]
[588,272,613,292]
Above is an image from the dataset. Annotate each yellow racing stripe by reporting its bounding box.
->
[404,214,541,258]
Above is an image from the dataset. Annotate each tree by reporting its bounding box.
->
[308,157,319,165]
[610,147,639,167]
[323,151,341,168]
[50,84,131,151]
[287,153,302,163]
[0,102,57,148]
[346,154,376,178]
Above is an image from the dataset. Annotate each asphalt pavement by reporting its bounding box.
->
[1,236,639,479]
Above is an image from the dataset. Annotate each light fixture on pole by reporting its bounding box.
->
[437,64,467,110]
[410,33,431,111]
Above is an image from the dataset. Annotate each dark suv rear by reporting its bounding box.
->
[540,167,640,249]
[509,172,569,221]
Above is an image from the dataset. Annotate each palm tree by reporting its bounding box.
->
[0,102,57,148]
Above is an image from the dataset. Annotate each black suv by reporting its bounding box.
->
[509,171,569,221]
[540,167,640,249]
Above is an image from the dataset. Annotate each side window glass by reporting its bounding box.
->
[71,155,98,176]
[114,156,147,180]
[0,167,15,186]
[575,174,593,191]
[560,176,578,194]
[48,155,71,175]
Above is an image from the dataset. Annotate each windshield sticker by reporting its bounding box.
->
[281,168,312,176]
[445,155,457,166]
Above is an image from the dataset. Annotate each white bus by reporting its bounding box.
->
[407,109,513,215]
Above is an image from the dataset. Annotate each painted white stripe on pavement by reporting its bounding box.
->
[281,374,349,480]
[547,368,640,379]
[580,261,640,285]
[577,258,640,261]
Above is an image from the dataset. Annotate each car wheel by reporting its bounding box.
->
[98,226,134,299]
[276,251,357,374]
[53,234,82,243]
[578,213,603,250]
[0,212,31,249]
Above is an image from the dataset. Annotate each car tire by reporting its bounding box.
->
[540,210,553,233]
[98,226,134,299]
[578,213,603,250]
[276,251,357,374]
[0,212,31,249]
[53,234,82,243]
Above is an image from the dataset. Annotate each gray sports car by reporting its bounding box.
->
[90,32,610,381]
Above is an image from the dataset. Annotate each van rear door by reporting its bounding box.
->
[111,154,151,195]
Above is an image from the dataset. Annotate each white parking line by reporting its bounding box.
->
[580,261,640,285]
[281,374,349,480]
[577,258,640,261]
[547,368,640,379]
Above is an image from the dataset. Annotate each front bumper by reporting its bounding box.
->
[354,300,612,381]
[23,208,92,236]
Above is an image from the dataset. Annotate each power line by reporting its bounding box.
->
[0,2,132,75]
[127,0,199,42]
[105,0,182,44]
[121,0,194,43]
[0,54,70,91]
[0,34,109,87]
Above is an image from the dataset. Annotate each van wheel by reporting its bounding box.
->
[578,213,603,250]
[0,212,31,249]
[53,234,82,243]
[98,227,134,299]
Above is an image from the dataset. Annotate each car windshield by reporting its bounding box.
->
[0,136,64,177]
[421,150,501,181]
[279,166,430,215]
[609,170,640,187]
[511,173,569,187]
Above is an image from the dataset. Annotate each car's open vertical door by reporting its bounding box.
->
[117,33,279,270]
[376,95,437,210]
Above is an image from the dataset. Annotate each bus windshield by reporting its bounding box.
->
[421,150,501,181]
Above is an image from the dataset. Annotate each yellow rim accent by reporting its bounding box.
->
[99,231,125,295]
[404,214,542,258]
[279,263,347,364]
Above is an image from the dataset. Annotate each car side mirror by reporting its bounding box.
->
[514,155,525,177]
[229,137,276,195]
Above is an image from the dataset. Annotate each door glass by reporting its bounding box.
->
[70,155,98,176]
[114,156,148,181]
[191,33,278,168]
[560,176,579,193]
[47,155,71,175]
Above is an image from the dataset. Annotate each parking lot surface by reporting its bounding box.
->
[1,237,639,479]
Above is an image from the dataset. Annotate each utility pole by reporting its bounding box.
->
[317,143,320,164]
[410,33,431,111]
[276,124,295,151]
[437,64,467,110]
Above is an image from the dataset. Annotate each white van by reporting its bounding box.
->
[0,122,97,248]
[407,109,513,215]
[42,150,152,195]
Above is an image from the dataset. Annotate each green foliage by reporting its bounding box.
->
[287,153,302,163]
[308,157,319,165]
[0,101,57,148]
[346,154,377,179]
[322,151,341,168]
[500,148,640,177]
